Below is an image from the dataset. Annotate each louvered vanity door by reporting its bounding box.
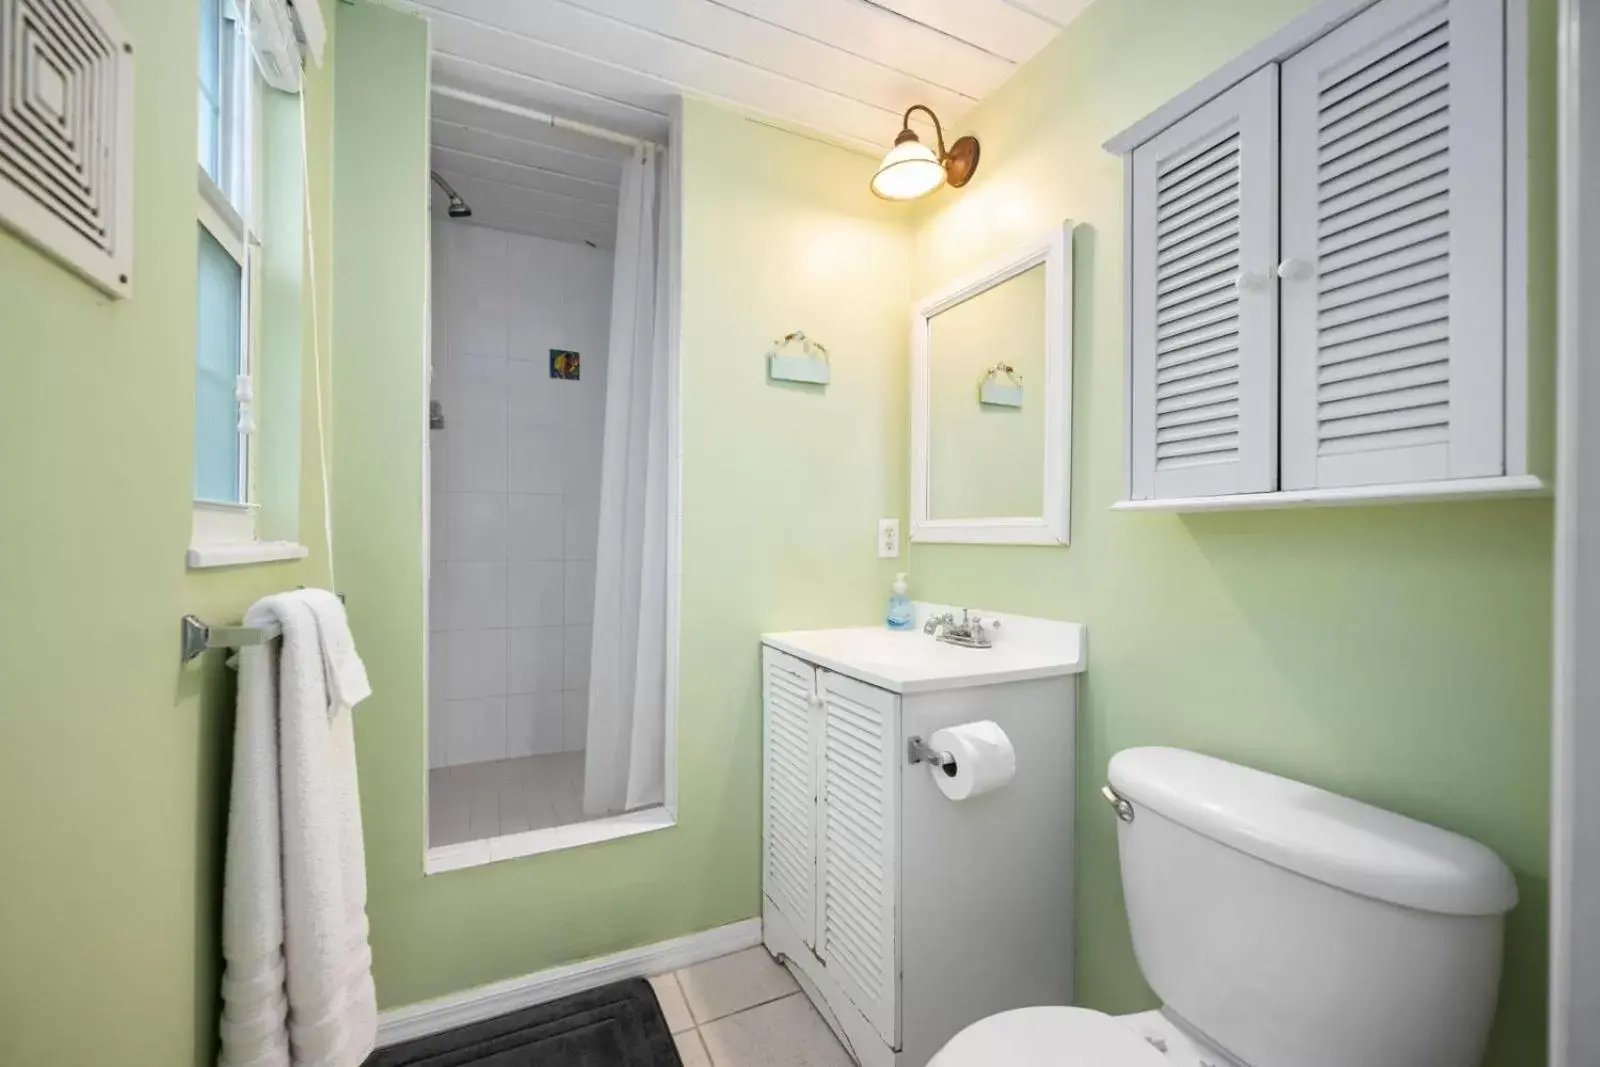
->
[815,669,899,1047]
[763,648,821,949]
[1279,0,1504,489]
[1130,65,1281,499]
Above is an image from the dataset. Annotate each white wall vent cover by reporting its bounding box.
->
[0,0,134,297]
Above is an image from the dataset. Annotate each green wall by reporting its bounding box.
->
[905,0,1555,1062]
[332,15,915,1003]
[0,0,338,1063]
[0,0,1550,1061]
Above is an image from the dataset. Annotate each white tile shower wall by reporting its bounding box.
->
[429,220,612,768]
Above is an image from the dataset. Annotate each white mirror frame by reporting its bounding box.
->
[910,221,1074,545]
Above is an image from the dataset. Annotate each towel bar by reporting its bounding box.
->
[180,591,344,663]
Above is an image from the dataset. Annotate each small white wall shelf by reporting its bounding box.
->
[978,363,1024,408]
[1111,475,1549,513]
[766,330,831,385]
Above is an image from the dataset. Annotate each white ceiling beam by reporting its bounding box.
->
[431,93,635,165]
[555,0,976,118]
[860,0,1057,65]
[414,0,906,151]
[426,12,673,120]
[410,0,1072,163]
[431,145,620,206]
[706,0,1016,99]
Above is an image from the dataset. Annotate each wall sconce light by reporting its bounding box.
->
[870,104,980,201]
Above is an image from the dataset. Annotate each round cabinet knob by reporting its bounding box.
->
[807,693,823,709]
[1277,258,1315,282]
[1233,270,1271,293]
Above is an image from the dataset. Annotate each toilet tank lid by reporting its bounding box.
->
[1108,748,1518,916]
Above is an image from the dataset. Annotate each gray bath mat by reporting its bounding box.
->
[364,977,682,1066]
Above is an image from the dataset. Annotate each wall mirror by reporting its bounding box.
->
[911,222,1073,544]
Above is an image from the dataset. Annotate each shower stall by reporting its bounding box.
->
[423,91,673,852]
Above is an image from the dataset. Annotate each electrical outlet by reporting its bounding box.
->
[878,518,900,558]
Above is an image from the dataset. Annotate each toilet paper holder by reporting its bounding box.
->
[907,735,957,773]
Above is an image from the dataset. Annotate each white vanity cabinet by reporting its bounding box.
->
[762,651,900,1047]
[1112,0,1546,509]
[760,609,1086,1067]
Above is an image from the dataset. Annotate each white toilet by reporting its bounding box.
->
[930,747,1519,1067]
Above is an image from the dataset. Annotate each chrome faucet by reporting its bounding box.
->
[923,608,996,649]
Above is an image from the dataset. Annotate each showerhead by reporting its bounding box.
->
[430,170,473,220]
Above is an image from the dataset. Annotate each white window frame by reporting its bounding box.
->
[189,0,304,568]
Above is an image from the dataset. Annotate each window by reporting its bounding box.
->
[190,0,315,568]
[194,0,260,545]
[189,0,314,568]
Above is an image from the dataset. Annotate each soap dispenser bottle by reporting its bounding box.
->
[886,573,914,630]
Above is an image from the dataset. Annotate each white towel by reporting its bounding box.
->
[219,591,377,1067]
[300,589,372,713]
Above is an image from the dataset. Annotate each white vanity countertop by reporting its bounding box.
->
[762,602,1086,694]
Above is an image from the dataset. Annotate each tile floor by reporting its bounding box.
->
[428,751,598,846]
[650,947,853,1067]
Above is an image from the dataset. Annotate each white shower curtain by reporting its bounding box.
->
[584,142,672,816]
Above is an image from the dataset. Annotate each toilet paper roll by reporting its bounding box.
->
[928,720,1016,801]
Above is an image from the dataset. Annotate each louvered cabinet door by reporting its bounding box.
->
[763,648,820,949]
[1130,65,1280,499]
[816,670,899,1047]
[1280,0,1505,488]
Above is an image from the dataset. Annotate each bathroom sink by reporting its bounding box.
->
[762,604,1085,694]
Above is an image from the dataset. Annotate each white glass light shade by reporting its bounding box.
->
[871,136,946,200]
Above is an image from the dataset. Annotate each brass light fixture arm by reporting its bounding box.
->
[901,104,949,159]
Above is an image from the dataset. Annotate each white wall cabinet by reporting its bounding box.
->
[759,613,1083,1067]
[1130,65,1280,500]
[1112,0,1545,511]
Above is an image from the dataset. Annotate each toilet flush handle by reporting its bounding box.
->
[1101,785,1135,823]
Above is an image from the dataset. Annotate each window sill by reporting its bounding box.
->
[187,540,310,569]
[424,806,676,874]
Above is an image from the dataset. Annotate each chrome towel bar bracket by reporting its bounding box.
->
[180,615,270,663]
[180,590,344,663]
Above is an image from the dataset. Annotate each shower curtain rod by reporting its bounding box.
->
[433,86,664,151]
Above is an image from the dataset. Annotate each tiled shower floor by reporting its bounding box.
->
[428,751,593,846]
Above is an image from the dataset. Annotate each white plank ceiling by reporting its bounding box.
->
[414,0,1093,246]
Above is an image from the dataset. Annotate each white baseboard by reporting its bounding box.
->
[375,917,763,1047]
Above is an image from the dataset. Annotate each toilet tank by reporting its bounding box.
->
[1107,748,1518,1067]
